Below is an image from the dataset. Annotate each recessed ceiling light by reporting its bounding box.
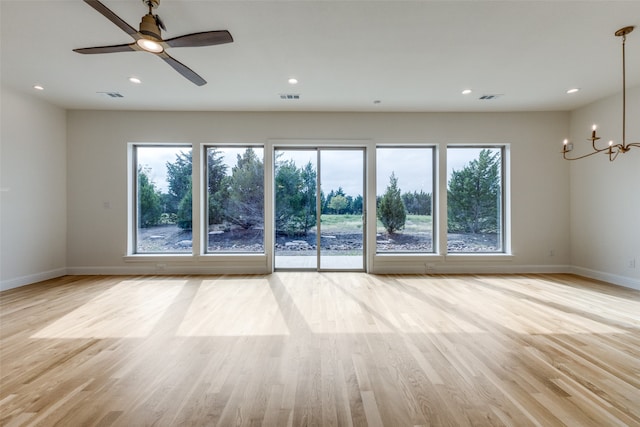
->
[567,88,580,94]
[462,89,472,95]
[33,85,44,91]
[288,78,298,85]
[129,77,142,84]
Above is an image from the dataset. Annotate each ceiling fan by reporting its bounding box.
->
[73,0,233,86]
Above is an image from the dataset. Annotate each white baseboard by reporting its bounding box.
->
[0,268,67,292]
[66,265,270,276]
[371,263,572,275]
[4,265,637,293]
[570,266,640,291]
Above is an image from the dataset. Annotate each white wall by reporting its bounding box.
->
[66,110,570,275]
[0,86,67,291]
[569,86,640,290]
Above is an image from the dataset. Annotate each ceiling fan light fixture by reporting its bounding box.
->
[74,0,233,85]
[136,38,164,53]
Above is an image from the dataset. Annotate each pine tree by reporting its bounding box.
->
[378,172,406,234]
[137,166,162,228]
[447,149,500,233]
[225,148,264,229]
[207,148,228,225]
[166,150,192,214]
[176,181,192,230]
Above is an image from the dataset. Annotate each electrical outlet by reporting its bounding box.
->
[628,258,636,269]
[548,249,555,257]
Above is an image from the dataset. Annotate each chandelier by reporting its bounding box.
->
[563,26,639,161]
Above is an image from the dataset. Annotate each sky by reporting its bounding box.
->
[137,146,260,193]
[278,149,364,197]
[137,146,186,193]
[137,146,492,196]
[376,148,432,196]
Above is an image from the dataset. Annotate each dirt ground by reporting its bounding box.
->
[137,225,499,253]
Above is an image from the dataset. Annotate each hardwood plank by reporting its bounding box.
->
[1,273,639,426]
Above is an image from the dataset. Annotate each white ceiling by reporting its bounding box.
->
[2,0,639,112]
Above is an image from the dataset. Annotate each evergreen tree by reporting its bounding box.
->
[402,190,432,215]
[137,166,162,227]
[447,149,500,233]
[207,148,228,225]
[300,161,317,231]
[274,159,317,236]
[225,148,264,229]
[166,150,192,214]
[378,172,406,234]
[176,182,192,230]
[323,189,335,214]
[351,195,364,215]
[275,160,305,236]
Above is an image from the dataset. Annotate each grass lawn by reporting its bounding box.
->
[319,214,363,233]
[319,214,432,234]
[390,214,433,234]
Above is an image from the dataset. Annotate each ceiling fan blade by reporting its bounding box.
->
[83,0,141,40]
[74,43,137,54]
[164,30,233,48]
[157,52,207,86]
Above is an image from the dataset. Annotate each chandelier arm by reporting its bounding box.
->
[563,149,615,161]
[609,149,620,162]
[589,138,622,153]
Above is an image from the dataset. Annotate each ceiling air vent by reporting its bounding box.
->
[97,91,124,98]
[280,94,300,100]
[479,94,503,100]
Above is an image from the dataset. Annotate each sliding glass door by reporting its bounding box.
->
[274,148,365,271]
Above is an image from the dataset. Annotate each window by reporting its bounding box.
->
[205,146,264,253]
[134,145,192,253]
[447,146,504,253]
[376,147,434,253]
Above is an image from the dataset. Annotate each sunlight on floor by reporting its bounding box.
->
[31,279,186,338]
[176,278,290,336]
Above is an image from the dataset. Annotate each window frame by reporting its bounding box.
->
[445,144,507,255]
[375,145,436,255]
[129,143,193,256]
[203,144,266,255]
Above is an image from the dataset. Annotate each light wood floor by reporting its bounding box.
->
[1,273,639,426]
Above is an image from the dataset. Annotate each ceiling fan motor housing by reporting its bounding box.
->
[139,14,161,40]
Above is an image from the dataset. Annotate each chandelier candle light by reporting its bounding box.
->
[562,26,640,161]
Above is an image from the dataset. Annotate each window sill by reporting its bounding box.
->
[375,253,443,259]
[445,253,514,262]
[197,253,267,261]
[123,254,194,263]
[123,253,267,263]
